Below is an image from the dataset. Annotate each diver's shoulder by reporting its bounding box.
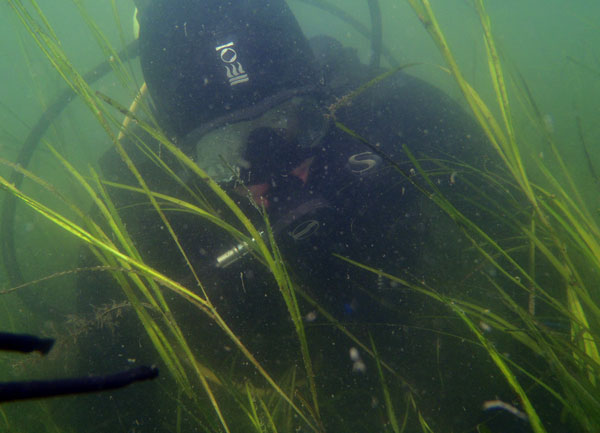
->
[309,35,442,101]
[309,35,371,93]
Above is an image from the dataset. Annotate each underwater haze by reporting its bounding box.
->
[1,1,600,432]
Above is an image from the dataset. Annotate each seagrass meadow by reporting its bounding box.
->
[0,1,599,432]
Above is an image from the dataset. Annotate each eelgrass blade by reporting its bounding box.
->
[450,305,546,432]
[511,67,598,226]
[72,0,134,89]
[8,3,324,429]
[97,94,323,430]
[486,274,600,426]
[468,5,600,379]
[1,166,325,432]
[404,0,540,221]
[370,334,401,433]
[327,63,421,117]
[244,382,266,433]
[259,398,279,433]
[575,116,599,183]
[262,213,321,421]
[474,0,515,144]
[294,282,412,387]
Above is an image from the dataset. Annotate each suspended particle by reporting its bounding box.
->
[304,311,317,322]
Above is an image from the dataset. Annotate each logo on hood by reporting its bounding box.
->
[215,41,249,86]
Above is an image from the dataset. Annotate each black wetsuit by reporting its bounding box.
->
[80,35,495,319]
[74,36,504,432]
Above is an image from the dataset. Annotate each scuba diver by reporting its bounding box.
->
[73,0,495,331]
[131,0,497,314]
[70,0,521,432]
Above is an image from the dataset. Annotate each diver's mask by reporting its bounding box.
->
[181,96,329,184]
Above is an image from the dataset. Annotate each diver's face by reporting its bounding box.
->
[191,97,326,184]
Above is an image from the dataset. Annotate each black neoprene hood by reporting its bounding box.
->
[138,0,318,138]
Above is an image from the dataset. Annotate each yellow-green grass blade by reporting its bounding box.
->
[370,334,401,433]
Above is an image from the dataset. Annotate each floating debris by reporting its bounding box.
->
[450,171,457,185]
[482,399,528,421]
[349,347,366,373]
[541,113,554,135]
[304,311,317,322]
[478,321,492,333]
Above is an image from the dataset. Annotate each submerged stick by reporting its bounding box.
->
[0,365,158,402]
[0,332,54,355]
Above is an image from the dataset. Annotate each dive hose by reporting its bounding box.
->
[0,40,139,315]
